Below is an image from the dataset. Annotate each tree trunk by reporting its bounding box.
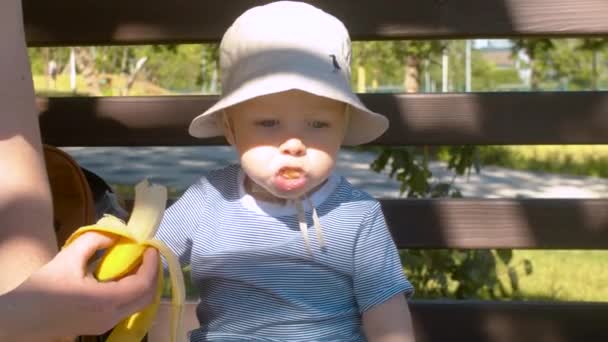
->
[124,57,148,95]
[201,48,207,93]
[404,55,419,93]
[210,62,218,93]
[120,47,129,74]
[441,49,449,92]
[526,46,540,91]
[592,50,598,91]
[356,65,366,93]
[74,47,102,96]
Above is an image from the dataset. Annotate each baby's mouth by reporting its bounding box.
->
[274,167,307,192]
[278,167,304,179]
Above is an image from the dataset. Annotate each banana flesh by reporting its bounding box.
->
[280,168,302,179]
[63,179,185,342]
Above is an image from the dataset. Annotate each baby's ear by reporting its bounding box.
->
[219,111,236,146]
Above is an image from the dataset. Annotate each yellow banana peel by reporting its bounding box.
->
[63,180,185,342]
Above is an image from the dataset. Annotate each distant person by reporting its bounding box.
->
[47,59,58,88]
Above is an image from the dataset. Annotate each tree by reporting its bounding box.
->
[577,38,608,90]
[352,41,404,91]
[400,41,445,93]
[199,44,220,93]
[511,39,554,90]
[73,47,102,96]
[539,38,608,91]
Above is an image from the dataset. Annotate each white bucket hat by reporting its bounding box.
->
[188,1,389,146]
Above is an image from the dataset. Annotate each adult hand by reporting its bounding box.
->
[1,232,160,340]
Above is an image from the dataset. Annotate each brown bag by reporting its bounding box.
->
[43,145,114,342]
[43,145,96,247]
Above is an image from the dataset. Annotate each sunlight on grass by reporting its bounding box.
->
[480,145,608,178]
[33,74,171,96]
[506,250,608,302]
[33,74,88,95]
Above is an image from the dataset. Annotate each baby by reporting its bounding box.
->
[156,2,415,341]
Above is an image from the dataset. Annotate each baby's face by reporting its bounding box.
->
[225,90,347,200]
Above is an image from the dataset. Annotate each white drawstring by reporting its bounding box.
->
[245,175,325,253]
[305,196,325,248]
[295,196,325,254]
[295,199,311,254]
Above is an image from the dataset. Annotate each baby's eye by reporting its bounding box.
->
[309,120,330,128]
[255,119,279,127]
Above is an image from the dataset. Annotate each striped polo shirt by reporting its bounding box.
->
[155,164,413,341]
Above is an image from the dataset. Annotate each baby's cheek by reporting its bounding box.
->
[240,147,278,177]
[241,146,275,163]
[307,150,336,178]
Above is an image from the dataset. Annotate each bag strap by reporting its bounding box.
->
[43,144,96,248]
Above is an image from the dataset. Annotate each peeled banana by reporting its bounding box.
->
[63,180,185,342]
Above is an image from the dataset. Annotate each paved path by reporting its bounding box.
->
[64,146,608,198]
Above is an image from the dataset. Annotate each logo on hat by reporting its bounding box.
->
[329,54,341,72]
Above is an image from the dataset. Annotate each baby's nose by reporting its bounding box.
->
[280,138,306,156]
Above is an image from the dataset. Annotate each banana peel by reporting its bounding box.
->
[63,180,185,342]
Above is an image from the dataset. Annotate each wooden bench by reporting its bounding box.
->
[24,0,608,341]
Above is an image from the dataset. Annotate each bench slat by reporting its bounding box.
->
[382,199,608,249]
[149,300,608,342]
[38,92,608,146]
[410,300,608,342]
[123,198,608,249]
[24,0,608,46]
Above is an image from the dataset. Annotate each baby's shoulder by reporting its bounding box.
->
[322,176,382,223]
[194,164,240,187]
[182,164,241,201]
[331,175,378,206]
[201,163,240,181]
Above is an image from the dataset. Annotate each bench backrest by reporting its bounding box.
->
[25,1,608,341]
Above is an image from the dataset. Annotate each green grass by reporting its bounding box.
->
[162,266,199,299]
[33,74,88,95]
[33,73,171,96]
[478,145,608,178]
[507,250,608,302]
[474,147,608,301]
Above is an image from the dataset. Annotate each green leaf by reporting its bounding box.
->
[508,267,520,292]
[523,259,533,275]
[496,249,513,265]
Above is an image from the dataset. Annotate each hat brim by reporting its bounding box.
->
[188,57,388,146]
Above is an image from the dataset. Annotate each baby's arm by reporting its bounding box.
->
[352,201,416,341]
[155,179,207,267]
[362,294,415,342]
